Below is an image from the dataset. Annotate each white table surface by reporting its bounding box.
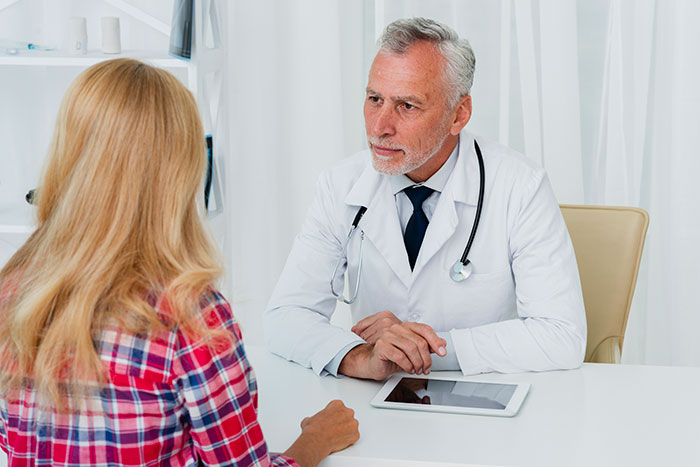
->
[247,345,700,467]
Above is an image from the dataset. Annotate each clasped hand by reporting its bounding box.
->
[341,311,447,380]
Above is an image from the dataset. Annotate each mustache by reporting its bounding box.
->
[368,137,404,152]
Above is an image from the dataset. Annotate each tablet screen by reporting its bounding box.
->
[384,377,518,410]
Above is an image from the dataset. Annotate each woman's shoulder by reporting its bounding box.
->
[192,288,239,337]
[149,287,236,333]
[100,288,239,383]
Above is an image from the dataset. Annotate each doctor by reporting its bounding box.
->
[264,17,586,380]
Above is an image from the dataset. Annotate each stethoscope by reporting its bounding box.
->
[330,139,486,304]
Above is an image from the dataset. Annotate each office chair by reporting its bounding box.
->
[560,205,649,364]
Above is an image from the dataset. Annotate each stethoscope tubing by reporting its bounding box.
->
[459,140,485,264]
[330,207,367,304]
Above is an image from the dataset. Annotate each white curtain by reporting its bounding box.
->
[225,0,372,342]
[226,0,700,366]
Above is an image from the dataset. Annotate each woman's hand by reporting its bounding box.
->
[283,400,359,466]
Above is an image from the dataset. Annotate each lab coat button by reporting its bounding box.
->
[409,312,421,321]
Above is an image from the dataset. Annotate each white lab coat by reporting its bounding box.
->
[264,132,586,376]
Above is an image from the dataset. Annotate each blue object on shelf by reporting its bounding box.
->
[204,135,213,210]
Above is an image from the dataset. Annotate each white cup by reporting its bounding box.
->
[101,17,121,54]
[68,17,87,55]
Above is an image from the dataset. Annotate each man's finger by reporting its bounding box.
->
[351,315,376,335]
[405,322,447,356]
[360,318,397,344]
[359,326,380,344]
[375,333,427,374]
[352,311,389,334]
[376,341,414,374]
[358,322,383,342]
[387,324,433,373]
[388,334,428,373]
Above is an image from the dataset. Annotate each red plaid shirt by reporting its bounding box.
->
[0,290,297,467]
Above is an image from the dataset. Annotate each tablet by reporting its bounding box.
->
[370,374,530,417]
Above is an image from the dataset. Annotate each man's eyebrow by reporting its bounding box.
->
[365,88,425,106]
[390,95,425,106]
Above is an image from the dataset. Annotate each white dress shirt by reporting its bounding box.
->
[390,141,459,235]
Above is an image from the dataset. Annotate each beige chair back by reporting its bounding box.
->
[560,205,649,363]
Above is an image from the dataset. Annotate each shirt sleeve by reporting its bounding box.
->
[172,291,298,467]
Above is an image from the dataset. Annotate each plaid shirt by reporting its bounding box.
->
[0,290,297,467]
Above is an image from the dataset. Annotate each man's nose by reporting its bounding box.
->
[370,105,396,137]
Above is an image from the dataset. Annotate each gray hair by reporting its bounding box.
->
[378,17,476,107]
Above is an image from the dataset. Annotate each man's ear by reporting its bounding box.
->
[449,95,472,136]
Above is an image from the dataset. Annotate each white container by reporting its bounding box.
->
[68,17,87,55]
[101,17,121,54]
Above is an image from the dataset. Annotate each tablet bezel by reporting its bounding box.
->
[370,373,530,417]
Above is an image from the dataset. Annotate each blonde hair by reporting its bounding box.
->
[0,58,222,407]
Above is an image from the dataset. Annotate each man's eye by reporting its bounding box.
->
[368,95,380,103]
[402,103,416,110]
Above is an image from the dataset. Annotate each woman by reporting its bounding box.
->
[0,58,358,466]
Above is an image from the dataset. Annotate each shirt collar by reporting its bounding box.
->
[389,139,460,195]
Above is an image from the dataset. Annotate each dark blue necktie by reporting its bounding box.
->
[403,185,434,270]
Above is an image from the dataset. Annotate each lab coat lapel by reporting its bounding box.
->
[412,135,480,276]
[345,162,412,288]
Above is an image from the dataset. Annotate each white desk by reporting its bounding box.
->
[247,346,700,467]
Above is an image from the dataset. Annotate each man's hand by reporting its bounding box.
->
[339,322,447,380]
[351,310,401,344]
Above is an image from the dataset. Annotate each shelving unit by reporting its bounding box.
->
[0,0,226,256]
[0,49,188,68]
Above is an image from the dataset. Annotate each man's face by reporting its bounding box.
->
[364,41,454,178]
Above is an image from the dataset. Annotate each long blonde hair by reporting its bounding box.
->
[0,58,222,406]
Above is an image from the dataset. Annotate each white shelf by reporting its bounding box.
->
[0,203,35,234]
[0,49,189,68]
[0,203,220,235]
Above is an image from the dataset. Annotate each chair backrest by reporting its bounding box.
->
[560,205,649,363]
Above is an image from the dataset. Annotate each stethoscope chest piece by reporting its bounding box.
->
[450,260,473,282]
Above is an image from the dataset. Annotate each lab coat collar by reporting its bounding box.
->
[344,155,412,287]
[410,132,480,274]
[344,153,381,208]
[447,132,480,207]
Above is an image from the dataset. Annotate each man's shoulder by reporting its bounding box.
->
[476,137,542,173]
[469,135,546,189]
